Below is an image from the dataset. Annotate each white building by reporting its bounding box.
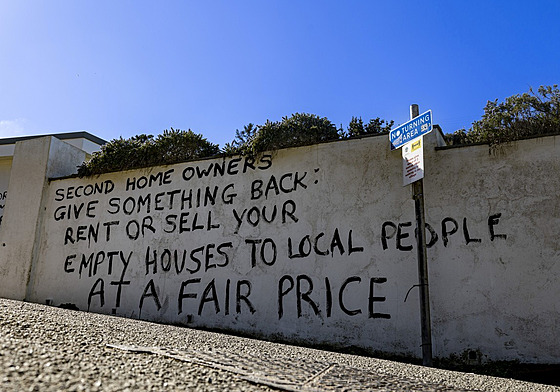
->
[0,132,105,226]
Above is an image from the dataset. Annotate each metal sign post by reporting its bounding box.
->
[389,104,433,367]
[409,104,433,367]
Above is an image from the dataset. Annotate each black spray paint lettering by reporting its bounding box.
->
[65,218,153,244]
[368,278,390,319]
[339,277,362,316]
[288,229,364,259]
[125,169,174,191]
[54,180,114,202]
[88,278,105,311]
[381,214,507,251]
[125,216,156,240]
[86,252,133,312]
[246,238,277,267]
[64,223,101,246]
[396,223,413,252]
[416,224,439,247]
[250,172,308,200]
[441,217,458,247]
[65,213,221,245]
[277,275,317,319]
[54,200,98,221]
[110,277,131,308]
[441,217,484,246]
[181,155,272,182]
[278,275,390,320]
[107,184,237,215]
[488,213,507,241]
[232,199,298,233]
[463,217,482,244]
[177,278,256,316]
[139,279,162,317]
[380,220,429,250]
[162,211,220,234]
[88,279,157,316]
[65,250,132,280]
[64,221,120,245]
[144,242,233,275]
[381,221,424,251]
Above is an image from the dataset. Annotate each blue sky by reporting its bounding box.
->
[1,1,558,147]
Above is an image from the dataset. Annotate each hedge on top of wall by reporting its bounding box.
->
[78,113,393,176]
[78,85,560,176]
[77,128,219,177]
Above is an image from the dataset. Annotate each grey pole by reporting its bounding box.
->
[410,104,433,367]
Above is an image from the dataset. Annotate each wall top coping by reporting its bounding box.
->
[435,129,560,151]
[0,131,106,147]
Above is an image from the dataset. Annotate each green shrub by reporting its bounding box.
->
[445,85,560,146]
[79,114,394,175]
[347,116,394,137]
[78,128,219,176]
[224,113,342,156]
[250,113,341,153]
[224,113,393,156]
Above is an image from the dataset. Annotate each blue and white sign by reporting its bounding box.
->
[389,110,433,150]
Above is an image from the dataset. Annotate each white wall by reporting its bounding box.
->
[63,137,102,155]
[0,158,11,227]
[2,132,559,363]
[0,134,103,230]
[0,137,87,300]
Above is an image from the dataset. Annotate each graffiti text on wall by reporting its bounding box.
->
[51,155,507,323]
[0,190,7,226]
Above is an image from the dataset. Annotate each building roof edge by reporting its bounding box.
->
[0,131,106,146]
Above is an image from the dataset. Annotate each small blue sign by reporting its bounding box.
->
[389,110,433,150]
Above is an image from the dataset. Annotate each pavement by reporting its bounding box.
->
[0,298,557,391]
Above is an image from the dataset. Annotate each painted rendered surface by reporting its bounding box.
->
[0,158,11,227]
[4,133,560,363]
[0,134,103,229]
[0,137,87,300]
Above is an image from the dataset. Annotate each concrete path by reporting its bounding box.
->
[0,298,556,391]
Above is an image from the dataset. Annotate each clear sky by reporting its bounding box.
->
[1,1,558,147]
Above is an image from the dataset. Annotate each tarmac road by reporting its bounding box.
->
[0,298,556,391]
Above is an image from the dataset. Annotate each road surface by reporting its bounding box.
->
[0,298,556,391]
